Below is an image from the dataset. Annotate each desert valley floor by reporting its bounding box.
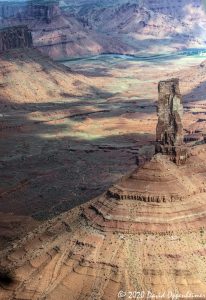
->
[1,48,206,250]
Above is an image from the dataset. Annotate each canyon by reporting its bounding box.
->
[1,77,206,299]
[0,0,206,59]
[1,28,206,249]
[1,2,206,298]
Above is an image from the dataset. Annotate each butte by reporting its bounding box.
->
[1,79,206,300]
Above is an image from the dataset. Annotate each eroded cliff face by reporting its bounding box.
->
[0,1,61,23]
[1,80,206,299]
[142,0,202,17]
[0,0,206,61]
[76,0,206,36]
[0,26,33,52]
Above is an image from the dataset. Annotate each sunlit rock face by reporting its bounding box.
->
[0,0,206,60]
[156,79,188,165]
[142,0,202,17]
[77,0,206,35]
[1,80,206,299]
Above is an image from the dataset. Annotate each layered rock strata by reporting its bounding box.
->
[142,0,202,17]
[156,78,188,165]
[85,147,206,234]
[1,0,206,59]
[1,80,206,299]
[0,26,32,52]
[0,1,60,23]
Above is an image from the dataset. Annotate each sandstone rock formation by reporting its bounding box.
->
[0,26,32,53]
[156,78,188,165]
[0,1,60,23]
[141,0,202,18]
[2,149,206,299]
[1,0,206,59]
[0,47,101,109]
[1,80,206,299]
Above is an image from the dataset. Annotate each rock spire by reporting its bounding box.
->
[0,25,33,53]
[155,78,188,165]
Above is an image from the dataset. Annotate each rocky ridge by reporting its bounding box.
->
[0,0,206,58]
[0,1,61,23]
[1,80,206,299]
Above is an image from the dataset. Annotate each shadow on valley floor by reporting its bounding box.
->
[1,58,205,223]
[183,79,206,104]
[0,95,156,221]
[0,78,155,116]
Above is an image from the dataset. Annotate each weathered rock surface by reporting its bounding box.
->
[1,81,206,299]
[0,26,32,53]
[142,0,202,18]
[85,147,206,233]
[0,213,39,251]
[0,1,61,23]
[0,47,98,108]
[1,146,206,299]
[0,0,206,59]
[156,78,188,165]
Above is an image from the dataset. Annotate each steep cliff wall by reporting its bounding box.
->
[142,0,202,17]
[0,1,60,23]
[0,26,33,52]
[0,0,206,59]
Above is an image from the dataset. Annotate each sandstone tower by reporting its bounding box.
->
[0,25,33,53]
[155,78,188,165]
[2,79,206,299]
